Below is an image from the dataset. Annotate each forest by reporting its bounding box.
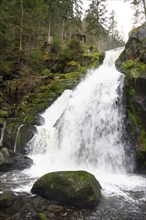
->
[0,0,125,76]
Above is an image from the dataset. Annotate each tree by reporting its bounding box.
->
[125,0,146,24]
[108,10,124,48]
[85,0,108,49]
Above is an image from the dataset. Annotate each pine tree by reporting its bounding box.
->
[125,0,146,24]
[85,0,108,49]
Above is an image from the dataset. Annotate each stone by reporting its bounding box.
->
[0,191,18,209]
[12,154,33,170]
[115,24,146,71]
[0,149,33,172]
[31,170,102,208]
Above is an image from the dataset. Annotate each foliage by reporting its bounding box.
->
[85,0,108,49]
[125,0,146,24]
[29,48,45,72]
[66,38,84,57]
[49,39,63,58]
[121,60,146,81]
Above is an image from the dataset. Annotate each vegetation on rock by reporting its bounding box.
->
[115,24,146,173]
[31,170,102,208]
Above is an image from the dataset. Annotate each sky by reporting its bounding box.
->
[82,0,134,41]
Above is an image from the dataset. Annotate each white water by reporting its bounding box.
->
[0,122,6,146]
[22,48,145,201]
[14,124,24,153]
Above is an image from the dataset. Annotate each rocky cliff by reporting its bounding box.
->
[115,24,146,173]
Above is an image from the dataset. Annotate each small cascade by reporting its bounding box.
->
[0,122,6,146]
[14,124,24,153]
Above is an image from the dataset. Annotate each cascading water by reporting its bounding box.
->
[28,48,132,174]
[23,48,145,200]
[0,122,6,146]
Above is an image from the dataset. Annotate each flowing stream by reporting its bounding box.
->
[0,48,146,219]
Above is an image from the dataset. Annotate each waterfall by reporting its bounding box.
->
[27,48,133,174]
[5,48,144,201]
[0,122,6,146]
[14,124,24,153]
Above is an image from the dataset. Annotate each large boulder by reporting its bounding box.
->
[31,170,102,208]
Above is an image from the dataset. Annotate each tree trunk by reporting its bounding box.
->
[61,19,65,40]
[20,0,24,52]
[142,0,146,21]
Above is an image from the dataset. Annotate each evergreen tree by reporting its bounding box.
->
[108,10,123,48]
[85,0,108,49]
[125,0,146,24]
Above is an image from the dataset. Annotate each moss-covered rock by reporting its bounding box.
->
[31,170,102,208]
[0,191,18,209]
[2,121,22,151]
[115,24,146,173]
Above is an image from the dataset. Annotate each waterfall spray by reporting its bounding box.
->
[0,122,6,146]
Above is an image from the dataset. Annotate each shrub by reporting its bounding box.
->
[67,38,84,57]
[49,39,63,58]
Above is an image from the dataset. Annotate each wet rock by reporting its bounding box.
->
[12,154,33,170]
[0,147,13,167]
[2,121,22,152]
[0,191,18,209]
[115,24,146,173]
[3,121,37,154]
[0,148,33,172]
[31,170,102,208]
[135,150,146,173]
[15,124,37,154]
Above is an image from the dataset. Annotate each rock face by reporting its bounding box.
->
[115,24,146,173]
[31,170,102,208]
[115,24,146,71]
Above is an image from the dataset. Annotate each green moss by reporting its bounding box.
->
[13,49,104,125]
[37,213,47,220]
[127,87,146,152]
[67,60,78,66]
[122,60,146,82]
[140,129,146,150]
[0,110,9,118]
[0,118,5,123]
[31,170,102,208]
[135,150,146,172]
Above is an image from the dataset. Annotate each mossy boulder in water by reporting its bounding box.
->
[31,170,102,208]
